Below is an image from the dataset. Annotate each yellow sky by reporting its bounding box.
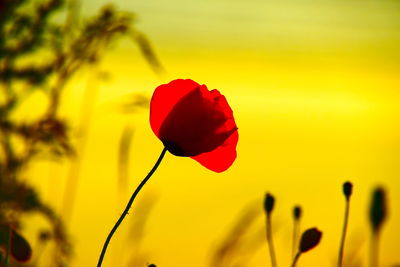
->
[24,0,400,266]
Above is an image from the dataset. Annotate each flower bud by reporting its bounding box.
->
[369,187,387,233]
[343,181,353,200]
[293,206,302,220]
[264,193,275,215]
[10,230,32,262]
[299,228,322,253]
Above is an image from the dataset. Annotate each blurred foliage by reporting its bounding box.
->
[210,202,265,267]
[0,0,162,266]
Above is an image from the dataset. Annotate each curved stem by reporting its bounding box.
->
[291,252,301,267]
[266,215,277,267]
[96,147,168,267]
[338,199,350,267]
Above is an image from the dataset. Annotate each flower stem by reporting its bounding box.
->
[4,226,10,267]
[265,215,277,267]
[370,231,380,267]
[96,147,168,267]
[291,252,301,267]
[292,218,300,260]
[338,199,350,267]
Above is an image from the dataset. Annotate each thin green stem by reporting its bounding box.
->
[96,147,168,267]
[266,215,277,267]
[291,252,301,267]
[338,199,350,267]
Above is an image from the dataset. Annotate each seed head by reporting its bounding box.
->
[264,193,275,215]
[293,206,302,220]
[369,187,387,233]
[299,227,322,253]
[343,181,353,200]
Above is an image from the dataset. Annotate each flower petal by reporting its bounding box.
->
[158,85,236,156]
[150,79,200,137]
[149,79,238,172]
[191,130,238,172]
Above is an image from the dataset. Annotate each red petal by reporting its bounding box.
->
[191,130,238,172]
[158,85,236,156]
[150,79,200,137]
[150,79,238,171]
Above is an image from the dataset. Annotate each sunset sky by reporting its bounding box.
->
[24,0,400,266]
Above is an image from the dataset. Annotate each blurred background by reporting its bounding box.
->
[1,0,399,266]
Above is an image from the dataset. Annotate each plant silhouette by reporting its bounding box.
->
[0,0,162,266]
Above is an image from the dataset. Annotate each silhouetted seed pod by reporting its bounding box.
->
[293,206,302,220]
[10,230,32,262]
[148,264,157,267]
[264,193,275,214]
[343,181,353,200]
[369,187,387,233]
[299,228,322,253]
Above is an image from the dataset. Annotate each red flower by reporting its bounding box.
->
[150,79,238,172]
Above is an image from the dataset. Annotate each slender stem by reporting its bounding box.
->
[291,252,301,267]
[96,147,168,267]
[338,199,350,267]
[370,231,380,267]
[292,219,299,260]
[4,227,11,267]
[266,215,277,267]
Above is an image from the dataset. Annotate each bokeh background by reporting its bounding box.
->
[13,0,400,266]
